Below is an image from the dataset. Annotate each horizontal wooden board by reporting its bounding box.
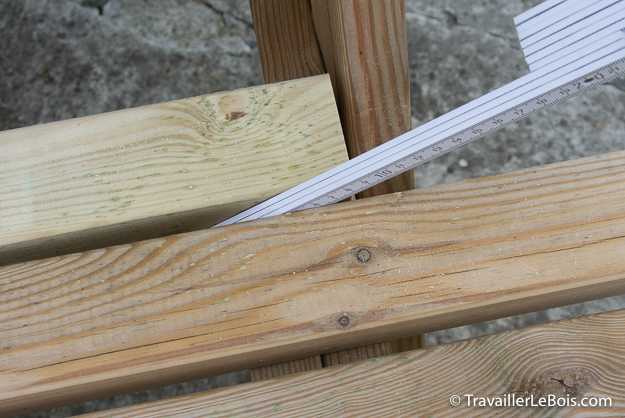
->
[82,309,625,417]
[3,149,625,415]
[0,74,347,266]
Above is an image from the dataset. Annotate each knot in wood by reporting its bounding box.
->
[357,248,371,263]
[225,111,247,121]
[524,367,595,399]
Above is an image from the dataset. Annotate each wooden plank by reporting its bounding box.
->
[249,0,325,83]
[310,0,414,198]
[80,309,625,417]
[0,75,348,267]
[3,149,625,416]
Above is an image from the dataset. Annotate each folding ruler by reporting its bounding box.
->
[217,0,625,227]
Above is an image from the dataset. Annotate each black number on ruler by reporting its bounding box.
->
[559,87,570,95]
[375,169,393,178]
[452,137,463,143]
[492,118,503,125]
[395,163,405,169]
[536,98,548,105]
[514,108,524,116]
[432,146,443,152]
[413,155,423,160]
[471,128,483,135]
[609,65,620,74]
[576,73,604,89]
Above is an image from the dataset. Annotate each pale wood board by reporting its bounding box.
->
[0,74,348,266]
[310,0,414,197]
[81,309,625,417]
[3,149,625,415]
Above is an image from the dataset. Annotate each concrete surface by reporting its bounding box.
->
[2,0,624,416]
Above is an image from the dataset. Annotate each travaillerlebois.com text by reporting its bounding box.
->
[449,393,612,408]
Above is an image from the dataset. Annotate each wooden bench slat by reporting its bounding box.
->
[81,309,625,417]
[0,74,347,266]
[3,149,625,415]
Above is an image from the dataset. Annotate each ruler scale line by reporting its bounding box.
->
[517,0,600,41]
[518,0,619,44]
[528,18,625,70]
[515,0,569,27]
[522,1,625,55]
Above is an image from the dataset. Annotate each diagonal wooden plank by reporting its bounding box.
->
[80,309,625,417]
[3,149,625,416]
[0,74,348,267]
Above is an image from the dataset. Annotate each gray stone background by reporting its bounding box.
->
[2,0,624,416]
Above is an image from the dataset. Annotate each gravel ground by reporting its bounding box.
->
[2,0,624,416]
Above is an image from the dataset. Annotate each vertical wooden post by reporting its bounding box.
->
[310,0,414,197]
[249,0,325,83]
[248,0,422,377]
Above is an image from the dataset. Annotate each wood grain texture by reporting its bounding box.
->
[310,0,414,197]
[3,149,625,415]
[321,341,392,367]
[0,75,348,266]
[81,309,625,418]
[250,355,322,381]
[249,0,326,83]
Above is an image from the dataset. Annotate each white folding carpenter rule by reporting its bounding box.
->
[217,0,625,227]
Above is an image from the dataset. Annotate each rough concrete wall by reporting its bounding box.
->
[2,0,624,416]
[0,0,262,130]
